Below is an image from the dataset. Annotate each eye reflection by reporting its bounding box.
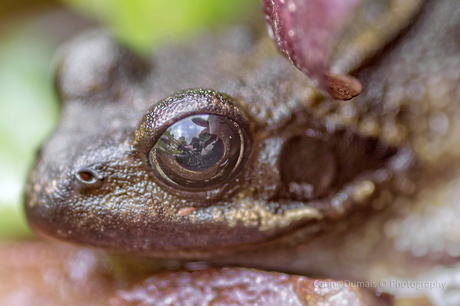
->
[151,114,244,188]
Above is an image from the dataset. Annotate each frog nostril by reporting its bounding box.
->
[76,168,102,185]
[78,171,94,182]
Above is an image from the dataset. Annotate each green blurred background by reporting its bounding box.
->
[0,0,259,239]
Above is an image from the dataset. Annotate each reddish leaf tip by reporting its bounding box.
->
[326,74,363,100]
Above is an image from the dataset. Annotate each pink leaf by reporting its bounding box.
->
[263,0,363,100]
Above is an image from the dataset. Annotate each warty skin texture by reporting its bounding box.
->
[23,0,460,304]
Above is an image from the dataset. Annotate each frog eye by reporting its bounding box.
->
[151,114,243,188]
[135,88,252,192]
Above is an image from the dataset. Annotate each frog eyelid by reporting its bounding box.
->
[134,88,252,151]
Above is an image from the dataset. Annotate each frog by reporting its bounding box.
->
[23,0,460,304]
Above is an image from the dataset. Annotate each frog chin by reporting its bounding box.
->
[24,197,321,258]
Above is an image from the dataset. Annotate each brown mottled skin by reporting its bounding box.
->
[23,0,460,304]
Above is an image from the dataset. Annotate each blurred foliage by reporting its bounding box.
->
[0,0,59,23]
[60,0,259,52]
[0,26,60,239]
[0,0,260,239]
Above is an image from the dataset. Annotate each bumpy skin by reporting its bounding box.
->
[25,0,460,300]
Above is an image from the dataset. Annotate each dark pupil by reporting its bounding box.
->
[175,134,224,171]
[151,114,241,188]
